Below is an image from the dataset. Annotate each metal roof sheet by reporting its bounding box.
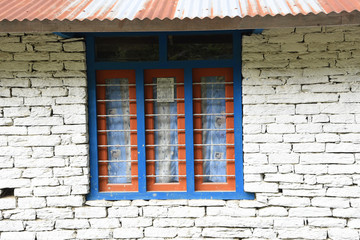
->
[0,0,359,32]
[0,0,359,21]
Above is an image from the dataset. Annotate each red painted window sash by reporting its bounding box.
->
[193,68,235,191]
[144,69,187,191]
[96,70,138,192]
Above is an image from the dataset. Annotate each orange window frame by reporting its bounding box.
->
[193,68,235,191]
[144,69,187,191]
[96,70,138,192]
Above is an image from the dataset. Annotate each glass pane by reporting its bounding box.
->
[152,78,179,183]
[105,78,132,183]
[168,34,233,61]
[201,76,227,183]
[95,36,159,62]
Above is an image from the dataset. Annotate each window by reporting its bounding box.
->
[87,32,253,199]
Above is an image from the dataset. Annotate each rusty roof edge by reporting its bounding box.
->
[0,11,359,33]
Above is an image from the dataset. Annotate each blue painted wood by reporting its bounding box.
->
[184,68,195,193]
[93,60,234,71]
[233,32,254,198]
[87,190,254,200]
[159,33,167,63]
[136,69,147,193]
[86,31,254,200]
[86,36,100,198]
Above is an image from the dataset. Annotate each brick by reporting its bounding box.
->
[55,219,90,229]
[113,228,143,238]
[308,218,346,227]
[244,182,278,193]
[144,227,178,238]
[52,104,86,115]
[1,232,35,240]
[317,175,352,186]
[75,207,107,218]
[18,197,47,209]
[34,43,62,52]
[0,168,22,179]
[312,197,349,208]
[33,62,63,71]
[36,230,75,240]
[64,61,86,71]
[47,196,84,207]
[259,207,288,217]
[264,173,303,183]
[76,229,111,239]
[15,158,65,167]
[300,154,354,164]
[0,43,25,52]
[153,218,194,227]
[32,178,59,187]
[327,187,360,197]
[0,197,16,210]
[25,221,51,231]
[8,136,61,147]
[63,41,85,52]
[274,218,304,228]
[243,104,295,115]
[0,179,30,188]
[278,227,327,239]
[33,186,71,196]
[14,52,49,61]
[268,197,310,207]
[54,145,88,156]
[196,216,273,227]
[328,228,359,240]
[121,218,152,227]
[14,117,63,126]
[108,207,138,218]
[22,34,59,43]
[202,228,252,238]
[0,220,24,231]
[207,207,255,217]
[333,208,360,218]
[37,208,73,219]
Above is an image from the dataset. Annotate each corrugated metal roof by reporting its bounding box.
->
[0,0,359,21]
[0,0,359,32]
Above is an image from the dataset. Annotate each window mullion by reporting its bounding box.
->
[184,68,195,194]
[136,69,147,193]
[233,32,244,192]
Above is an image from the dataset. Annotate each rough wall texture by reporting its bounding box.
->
[0,26,360,239]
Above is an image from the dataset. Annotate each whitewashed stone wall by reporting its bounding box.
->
[0,26,359,239]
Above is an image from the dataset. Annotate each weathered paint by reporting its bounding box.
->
[0,0,359,22]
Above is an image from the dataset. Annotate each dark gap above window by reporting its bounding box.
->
[168,34,233,61]
[95,36,159,62]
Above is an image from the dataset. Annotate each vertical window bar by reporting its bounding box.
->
[184,68,195,193]
[136,69,147,193]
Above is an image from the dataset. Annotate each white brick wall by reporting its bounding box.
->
[0,26,360,239]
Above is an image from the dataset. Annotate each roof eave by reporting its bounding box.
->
[0,11,359,33]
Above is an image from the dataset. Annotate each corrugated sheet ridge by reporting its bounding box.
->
[0,0,359,22]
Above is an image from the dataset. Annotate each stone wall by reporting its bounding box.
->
[0,26,359,239]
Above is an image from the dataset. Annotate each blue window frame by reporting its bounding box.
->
[86,31,254,200]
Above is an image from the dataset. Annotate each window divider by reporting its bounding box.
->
[159,33,167,63]
[136,69,147,193]
[184,68,195,194]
